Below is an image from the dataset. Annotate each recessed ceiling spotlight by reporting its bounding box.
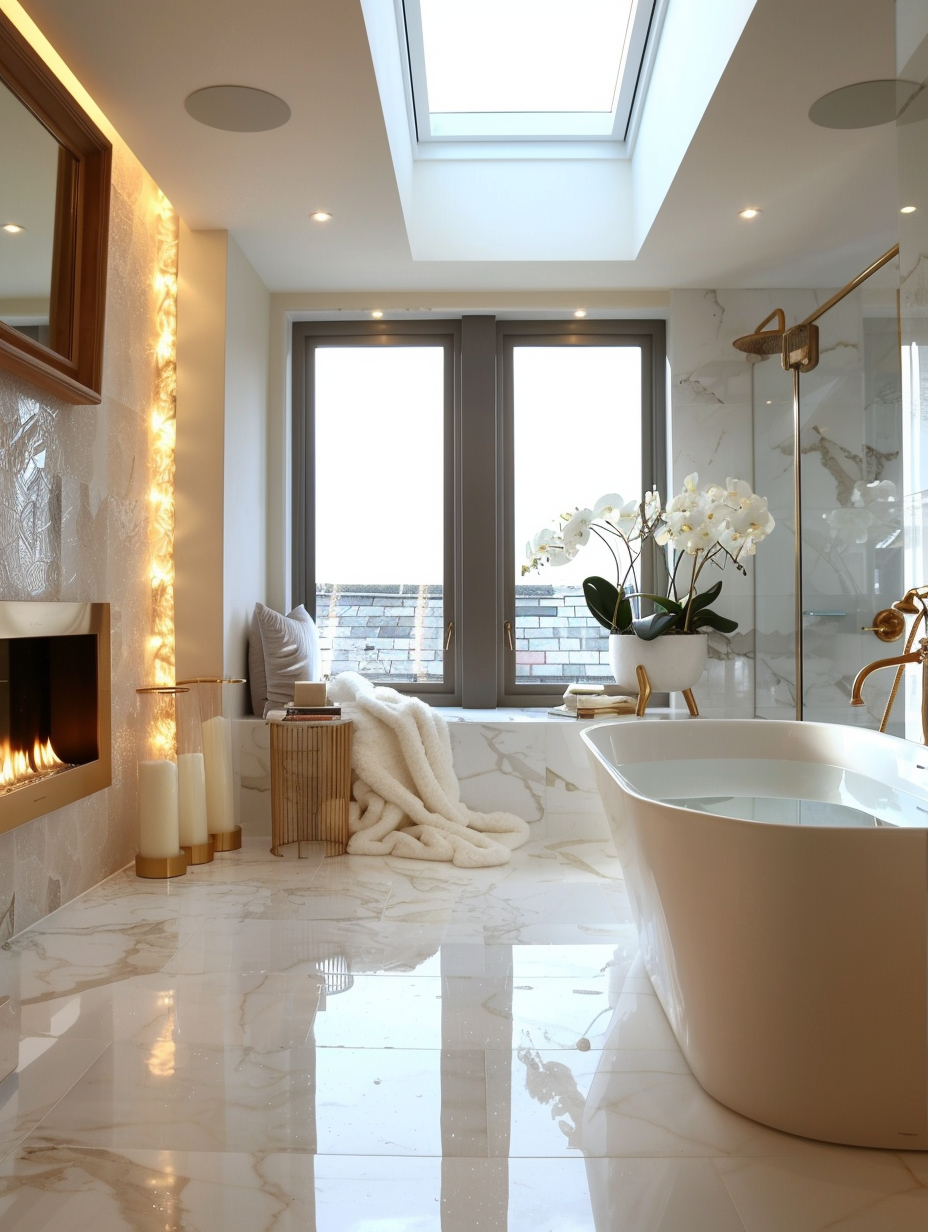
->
[309,211,332,223]
[371,310,384,319]
[739,208,761,219]
[574,309,587,318]
[901,205,918,214]
[2,223,24,233]
[184,85,290,132]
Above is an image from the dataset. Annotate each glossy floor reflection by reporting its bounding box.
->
[0,831,925,1230]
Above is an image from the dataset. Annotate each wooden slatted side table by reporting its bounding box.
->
[269,718,353,856]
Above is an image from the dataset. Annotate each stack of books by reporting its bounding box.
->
[283,704,342,722]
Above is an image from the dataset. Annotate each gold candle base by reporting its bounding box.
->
[210,826,242,852]
[181,839,214,865]
[135,851,187,879]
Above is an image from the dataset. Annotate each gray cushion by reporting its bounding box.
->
[248,603,319,716]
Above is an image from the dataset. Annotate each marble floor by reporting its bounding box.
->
[0,821,926,1231]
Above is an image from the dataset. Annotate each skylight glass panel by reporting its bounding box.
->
[405,0,655,145]
[419,0,633,115]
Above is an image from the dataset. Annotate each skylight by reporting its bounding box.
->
[402,0,659,147]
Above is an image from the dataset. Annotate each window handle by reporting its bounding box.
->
[444,621,454,651]
[504,619,514,651]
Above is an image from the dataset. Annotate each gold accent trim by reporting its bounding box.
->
[136,686,189,695]
[181,839,214,865]
[210,826,242,852]
[852,589,928,739]
[175,678,246,685]
[861,609,906,643]
[135,851,187,879]
[633,665,700,718]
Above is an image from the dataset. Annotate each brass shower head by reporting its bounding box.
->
[732,309,786,356]
[892,586,928,614]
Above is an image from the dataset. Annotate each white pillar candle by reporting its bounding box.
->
[202,714,235,833]
[138,760,179,858]
[177,751,209,847]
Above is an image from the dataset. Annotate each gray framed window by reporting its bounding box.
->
[292,316,665,708]
[498,321,666,707]
[292,320,460,703]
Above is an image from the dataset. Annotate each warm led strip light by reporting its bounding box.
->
[147,192,179,756]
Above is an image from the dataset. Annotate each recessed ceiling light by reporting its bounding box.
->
[309,211,332,223]
[2,223,24,234]
[371,310,384,319]
[738,208,761,219]
[901,205,918,214]
[184,85,290,132]
[573,309,587,318]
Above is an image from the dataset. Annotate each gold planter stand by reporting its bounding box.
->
[135,851,187,879]
[210,826,242,852]
[181,839,214,865]
[634,665,699,718]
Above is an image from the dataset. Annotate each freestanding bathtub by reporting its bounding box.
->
[581,718,928,1150]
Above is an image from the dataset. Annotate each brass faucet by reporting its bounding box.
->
[850,587,928,742]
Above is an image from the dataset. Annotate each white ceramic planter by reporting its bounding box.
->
[608,631,708,692]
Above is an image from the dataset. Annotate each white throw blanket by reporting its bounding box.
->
[326,673,531,867]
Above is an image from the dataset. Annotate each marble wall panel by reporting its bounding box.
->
[0,139,164,937]
[232,717,610,842]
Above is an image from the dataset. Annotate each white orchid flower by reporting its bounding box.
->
[719,525,756,557]
[725,477,755,507]
[548,542,579,566]
[532,528,559,554]
[592,493,624,519]
[644,489,662,520]
[561,509,594,548]
[728,495,775,541]
[610,499,641,536]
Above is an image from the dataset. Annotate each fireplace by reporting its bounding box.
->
[0,602,111,834]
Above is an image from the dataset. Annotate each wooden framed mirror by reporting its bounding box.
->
[0,10,111,405]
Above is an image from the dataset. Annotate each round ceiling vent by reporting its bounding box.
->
[808,79,921,129]
[184,85,291,132]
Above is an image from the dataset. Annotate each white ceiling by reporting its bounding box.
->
[18,0,899,294]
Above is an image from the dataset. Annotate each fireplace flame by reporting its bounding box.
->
[0,738,67,789]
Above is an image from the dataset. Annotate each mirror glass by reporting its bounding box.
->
[0,78,61,351]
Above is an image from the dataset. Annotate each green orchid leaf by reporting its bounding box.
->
[632,611,680,640]
[583,576,631,632]
[685,580,723,616]
[691,608,739,633]
[631,592,684,616]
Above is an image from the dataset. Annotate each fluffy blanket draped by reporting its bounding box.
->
[326,673,531,867]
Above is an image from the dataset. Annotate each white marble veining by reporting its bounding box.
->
[234,713,615,841]
[0,830,923,1229]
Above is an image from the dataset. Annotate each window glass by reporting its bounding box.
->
[314,345,446,684]
[513,345,642,687]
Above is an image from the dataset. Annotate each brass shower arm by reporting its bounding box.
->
[733,244,900,362]
[798,244,900,328]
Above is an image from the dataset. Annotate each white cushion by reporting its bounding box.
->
[249,603,319,717]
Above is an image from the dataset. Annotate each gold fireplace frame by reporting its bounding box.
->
[0,601,111,835]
